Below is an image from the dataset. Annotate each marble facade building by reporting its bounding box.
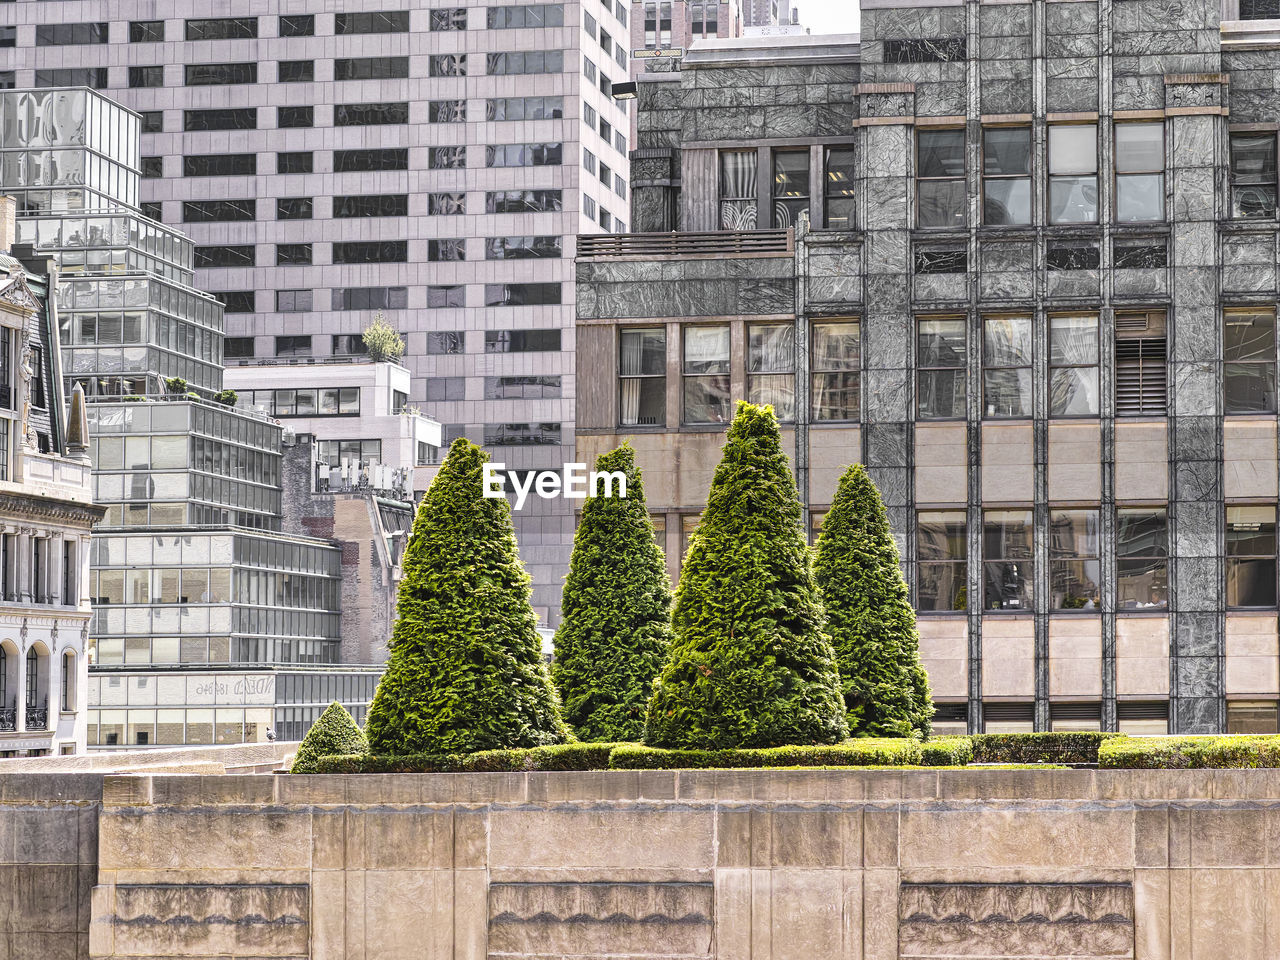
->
[578,2,1280,735]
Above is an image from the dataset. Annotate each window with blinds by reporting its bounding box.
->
[1115,310,1167,416]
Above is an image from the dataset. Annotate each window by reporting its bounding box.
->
[277,198,313,220]
[615,175,628,199]
[1117,508,1167,609]
[484,284,561,306]
[1048,509,1100,609]
[918,318,966,419]
[427,332,465,355]
[129,66,164,88]
[1115,311,1167,416]
[485,423,562,446]
[1227,506,1277,608]
[824,147,856,229]
[317,440,382,466]
[0,73,17,90]
[600,119,613,144]
[644,1,672,46]
[279,15,315,36]
[279,106,313,128]
[719,150,758,230]
[220,337,254,362]
[486,144,562,167]
[431,8,468,29]
[186,18,257,40]
[36,22,109,44]
[333,287,408,311]
[183,200,255,223]
[585,10,598,37]
[1225,307,1277,414]
[334,102,409,126]
[334,242,408,264]
[488,4,565,27]
[277,152,313,174]
[140,111,164,134]
[276,244,312,266]
[917,130,965,228]
[584,103,598,130]
[140,202,163,221]
[429,100,467,123]
[983,316,1033,418]
[487,97,564,121]
[275,336,312,358]
[984,510,1032,611]
[600,209,613,231]
[429,147,467,169]
[918,512,967,611]
[336,149,408,172]
[130,20,164,42]
[1231,132,1277,219]
[983,127,1031,225]
[195,246,255,268]
[429,193,466,215]
[584,57,597,83]
[1049,314,1099,417]
[1115,123,1164,222]
[428,286,466,308]
[487,190,562,213]
[812,321,860,421]
[430,55,468,77]
[1227,700,1278,733]
[217,293,256,315]
[616,131,628,155]
[182,154,253,177]
[1049,125,1098,223]
[583,150,597,175]
[428,240,466,262]
[185,63,257,85]
[692,0,719,36]
[583,194,598,221]
[486,376,560,400]
[487,51,564,74]
[185,108,256,131]
[428,378,467,402]
[278,60,314,83]
[276,290,312,313]
[485,236,562,259]
[334,194,409,218]
[332,335,367,357]
[335,12,411,33]
[335,57,408,81]
[683,326,731,424]
[748,323,795,420]
[773,151,810,228]
[619,329,666,426]
[484,330,561,352]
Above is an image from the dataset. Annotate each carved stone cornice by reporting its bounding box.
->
[0,491,104,527]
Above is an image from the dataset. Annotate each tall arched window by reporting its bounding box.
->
[61,651,75,712]
[0,647,6,706]
[26,648,36,705]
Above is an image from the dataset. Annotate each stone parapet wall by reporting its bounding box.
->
[70,768,1280,958]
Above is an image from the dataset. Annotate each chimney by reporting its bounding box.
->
[0,196,14,255]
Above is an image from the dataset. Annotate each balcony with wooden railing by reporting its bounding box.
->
[577,228,794,260]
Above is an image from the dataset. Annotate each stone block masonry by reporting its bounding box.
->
[0,767,1264,958]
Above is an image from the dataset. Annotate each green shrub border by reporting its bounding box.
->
[1098,735,1280,769]
[968,732,1122,765]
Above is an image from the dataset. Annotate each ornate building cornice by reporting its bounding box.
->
[0,491,104,527]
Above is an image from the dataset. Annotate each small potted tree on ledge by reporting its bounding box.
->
[362,313,405,364]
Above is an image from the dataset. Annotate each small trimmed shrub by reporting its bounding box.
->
[364,438,568,755]
[970,732,1121,765]
[814,463,932,737]
[920,737,973,766]
[290,702,367,774]
[644,402,847,749]
[164,376,188,395]
[1098,735,1280,769]
[213,388,238,407]
[554,445,672,742]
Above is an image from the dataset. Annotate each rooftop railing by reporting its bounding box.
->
[577,228,794,260]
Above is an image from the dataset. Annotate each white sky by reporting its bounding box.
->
[798,0,862,35]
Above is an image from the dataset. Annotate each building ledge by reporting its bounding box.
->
[1222,18,1280,48]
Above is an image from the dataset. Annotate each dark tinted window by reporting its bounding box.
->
[277,198,313,220]
[36,23,109,45]
[277,152,313,174]
[183,200,256,222]
[185,62,257,85]
[334,12,410,33]
[332,241,408,264]
[278,15,315,36]
[183,154,256,177]
[429,55,468,77]
[35,69,107,89]
[334,149,408,172]
[224,337,255,357]
[140,111,164,133]
[431,8,468,29]
[185,18,258,40]
[485,143,562,167]
[195,246,256,268]
[335,57,408,81]
[429,100,467,123]
[333,287,409,311]
[278,106,313,128]
[429,193,466,215]
[428,240,466,261]
[139,202,163,220]
[217,293,257,314]
[484,236,562,259]
[333,194,409,218]
[334,102,408,126]
[128,66,164,88]
[428,286,466,308]
[486,190,562,213]
[278,60,314,82]
[484,329,562,351]
[184,108,256,131]
[487,4,565,27]
[130,21,164,42]
[276,244,312,265]
[486,51,563,74]
[429,147,467,169]
[276,336,312,357]
[141,157,163,178]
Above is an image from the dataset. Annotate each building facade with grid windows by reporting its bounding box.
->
[579,10,1280,736]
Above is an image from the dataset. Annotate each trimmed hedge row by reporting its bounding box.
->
[968,732,1122,765]
[303,737,974,774]
[1098,735,1280,769]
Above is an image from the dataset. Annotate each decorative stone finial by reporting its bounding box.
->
[67,382,90,459]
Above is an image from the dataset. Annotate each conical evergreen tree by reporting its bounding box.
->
[290,701,367,773]
[644,402,848,749]
[813,463,933,737]
[553,445,672,741]
[365,438,569,755]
